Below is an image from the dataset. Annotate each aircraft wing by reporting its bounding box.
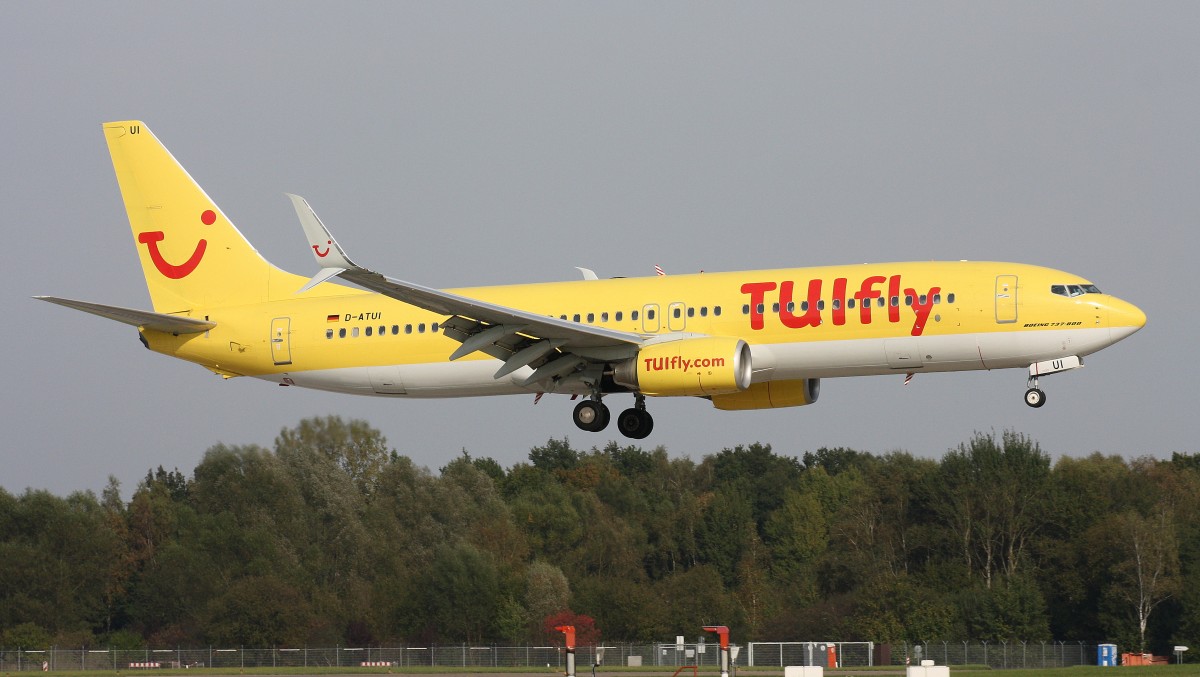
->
[34,296,216,334]
[288,195,645,385]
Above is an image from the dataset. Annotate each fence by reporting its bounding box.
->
[892,641,1102,669]
[0,641,1103,672]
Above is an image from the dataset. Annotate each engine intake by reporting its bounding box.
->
[613,337,751,397]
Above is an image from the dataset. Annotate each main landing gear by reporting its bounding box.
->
[572,394,654,439]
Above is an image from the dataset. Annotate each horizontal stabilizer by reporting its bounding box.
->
[34,296,216,334]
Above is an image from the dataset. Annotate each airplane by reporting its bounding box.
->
[37,121,1146,439]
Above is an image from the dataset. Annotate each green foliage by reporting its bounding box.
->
[401,542,503,642]
[529,437,580,473]
[4,418,1200,651]
[2,621,52,648]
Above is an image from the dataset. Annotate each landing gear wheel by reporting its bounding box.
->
[616,408,654,439]
[1024,388,1046,408]
[573,400,610,432]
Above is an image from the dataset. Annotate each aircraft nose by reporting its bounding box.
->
[1108,298,1146,342]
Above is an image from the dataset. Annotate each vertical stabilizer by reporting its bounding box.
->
[104,121,280,312]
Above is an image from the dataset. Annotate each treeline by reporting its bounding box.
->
[2,417,1198,655]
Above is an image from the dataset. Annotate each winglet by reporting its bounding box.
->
[287,193,357,292]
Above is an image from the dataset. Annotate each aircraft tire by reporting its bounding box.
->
[1024,388,1046,408]
[573,400,610,432]
[617,408,654,439]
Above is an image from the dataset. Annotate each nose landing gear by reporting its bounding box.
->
[1024,375,1046,408]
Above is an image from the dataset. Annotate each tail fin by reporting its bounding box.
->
[105,121,296,312]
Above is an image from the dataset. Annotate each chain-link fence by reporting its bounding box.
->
[745,642,872,667]
[0,641,1107,672]
[889,641,1102,669]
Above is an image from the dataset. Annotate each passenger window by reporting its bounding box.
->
[326,329,334,339]
[573,314,581,322]
[587,313,595,323]
[714,306,722,316]
[847,298,856,309]
[405,324,413,334]
[431,323,439,332]
[339,328,347,338]
[687,307,694,318]
[647,309,656,320]
[905,295,913,306]
[818,300,825,310]
[632,310,639,321]
[756,303,765,314]
[615,311,623,321]
[743,304,750,315]
[418,323,426,333]
[800,301,808,312]
[890,296,899,307]
[786,301,795,313]
[392,325,400,335]
[772,303,780,313]
[379,325,385,335]
[833,299,841,310]
[601,312,609,322]
[351,327,360,338]
[365,326,373,337]
[877,297,886,307]
[947,293,956,304]
[673,307,681,318]
[700,307,708,317]
[932,294,940,304]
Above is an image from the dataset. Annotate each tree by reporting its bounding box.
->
[707,443,802,528]
[931,431,1051,587]
[696,485,754,586]
[525,562,571,624]
[529,437,580,474]
[543,610,600,646]
[202,575,318,647]
[1109,508,1180,652]
[275,416,392,496]
[400,542,504,642]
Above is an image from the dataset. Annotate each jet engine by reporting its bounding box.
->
[613,337,751,396]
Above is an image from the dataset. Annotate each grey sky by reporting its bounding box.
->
[2,2,1195,496]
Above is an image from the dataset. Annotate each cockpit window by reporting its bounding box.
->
[1052,283,1103,297]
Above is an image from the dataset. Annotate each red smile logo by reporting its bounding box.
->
[312,240,332,258]
[138,210,213,279]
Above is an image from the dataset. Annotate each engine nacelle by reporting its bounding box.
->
[709,378,820,410]
[613,337,751,396]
